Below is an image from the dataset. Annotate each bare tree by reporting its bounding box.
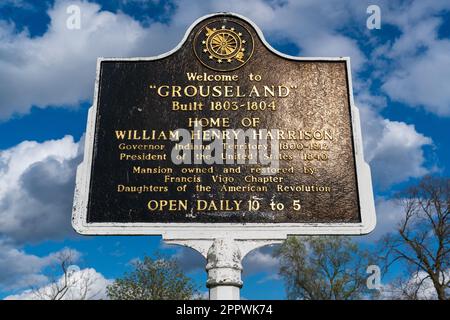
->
[380,176,449,300]
[31,249,104,300]
[276,236,378,300]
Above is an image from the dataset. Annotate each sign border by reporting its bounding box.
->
[72,12,376,240]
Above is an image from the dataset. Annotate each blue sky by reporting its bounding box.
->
[0,0,449,299]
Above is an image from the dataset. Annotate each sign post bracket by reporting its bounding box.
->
[164,238,283,300]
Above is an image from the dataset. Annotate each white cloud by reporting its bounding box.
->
[0,241,49,290]
[0,135,82,243]
[243,245,280,276]
[382,1,450,30]
[0,0,31,8]
[358,101,433,188]
[0,0,184,119]
[380,2,450,116]
[0,242,81,291]
[172,246,205,273]
[4,267,112,300]
[382,39,450,116]
[360,197,404,241]
[380,270,450,300]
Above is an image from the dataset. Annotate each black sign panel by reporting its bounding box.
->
[84,14,362,224]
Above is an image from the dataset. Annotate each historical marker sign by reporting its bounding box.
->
[72,13,376,239]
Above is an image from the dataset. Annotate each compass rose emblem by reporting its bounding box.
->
[194,19,254,71]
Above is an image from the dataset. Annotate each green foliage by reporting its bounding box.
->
[276,236,377,300]
[107,255,198,300]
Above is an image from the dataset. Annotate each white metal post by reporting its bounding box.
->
[206,238,242,300]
